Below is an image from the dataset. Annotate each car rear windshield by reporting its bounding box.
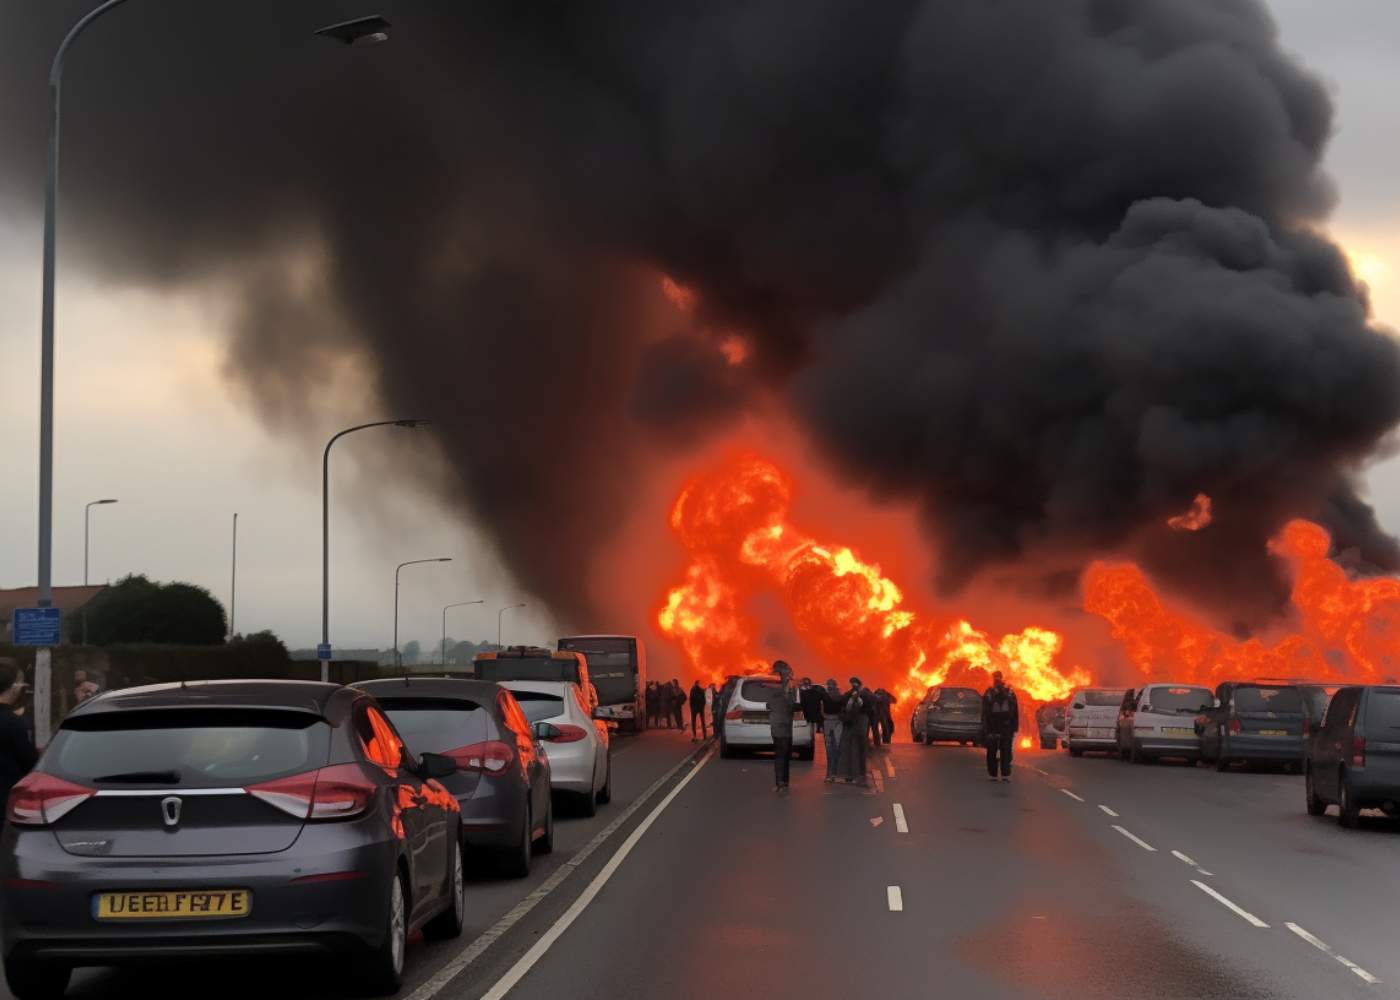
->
[1147,687,1213,712]
[49,708,329,788]
[476,658,579,684]
[378,698,488,756]
[1299,686,1337,722]
[934,688,980,706]
[1081,690,1125,707]
[740,680,783,703]
[1233,686,1303,713]
[1366,689,1400,729]
[509,691,566,723]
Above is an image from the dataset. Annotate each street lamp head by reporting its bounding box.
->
[95,498,118,505]
[436,558,452,563]
[315,15,391,46]
[393,418,429,428]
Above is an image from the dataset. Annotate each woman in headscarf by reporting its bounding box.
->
[821,679,843,783]
[835,677,870,784]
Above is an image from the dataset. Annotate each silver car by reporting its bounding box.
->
[1066,687,1128,756]
[1116,683,1214,764]
[1,681,464,999]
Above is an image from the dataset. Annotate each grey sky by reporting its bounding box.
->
[1,1,1397,654]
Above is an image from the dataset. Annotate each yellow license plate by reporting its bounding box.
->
[1162,727,1193,736]
[94,889,252,921]
[1259,729,1287,736]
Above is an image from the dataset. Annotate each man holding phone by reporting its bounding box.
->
[0,658,38,815]
[766,671,796,792]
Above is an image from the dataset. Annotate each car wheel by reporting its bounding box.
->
[1338,774,1360,829]
[500,805,532,878]
[1130,743,1147,765]
[3,958,71,1000]
[1304,765,1327,817]
[720,736,735,759]
[1040,738,1054,750]
[424,840,466,940]
[354,869,408,996]
[535,795,555,855]
[596,752,613,805]
[1069,747,1084,758]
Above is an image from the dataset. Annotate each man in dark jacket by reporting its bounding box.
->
[688,680,708,741]
[798,678,824,734]
[0,659,37,815]
[981,671,1019,781]
[766,674,796,791]
[875,688,896,745]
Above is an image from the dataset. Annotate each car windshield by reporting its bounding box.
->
[1366,689,1400,729]
[509,691,566,723]
[934,688,980,706]
[1233,686,1303,713]
[50,709,329,788]
[1147,687,1213,713]
[1080,690,1125,707]
[378,698,488,757]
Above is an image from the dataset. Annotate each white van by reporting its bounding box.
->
[1066,687,1127,756]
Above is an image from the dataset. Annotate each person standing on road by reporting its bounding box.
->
[766,673,796,791]
[798,677,823,736]
[645,682,659,729]
[876,689,896,745]
[836,678,870,785]
[0,659,38,816]
[981,670,1019,782]
[821,678,844,782]
[689,680,708,741]
[671,680,686,729]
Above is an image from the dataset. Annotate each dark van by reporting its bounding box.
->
[1305,685,1400,828]
[1198,682,1305,771]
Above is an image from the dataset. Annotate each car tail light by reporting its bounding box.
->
[540,724,588,743]
[1228,718,1241,736]
[1352,737,1366,767]
[248,764,376,821]
[443,741,514,773]
[7,773,93,827]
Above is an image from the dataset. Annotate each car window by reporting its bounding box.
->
[1366,689,1400,729]
[741,680,784,702]
[1233,686,1302,713]
[1147,687,1213,713]
[511,690,566,724]
[356,704,407,771]
[1081,690,1124,707]
[1322,689,1355,733]
[377,698,487,757]
[934,688,980,706]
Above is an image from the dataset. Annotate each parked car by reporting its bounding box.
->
[0,680,464,999]
[1115,683,1213,764]
[355,677,553,878]
[1035,701,1067,750]
[1197,681,1306,771]
[500,679,612,816]
[718,674,814,760]
[912,686,983,746]
[1304,684,1400,828]
[1065,687,1128,756]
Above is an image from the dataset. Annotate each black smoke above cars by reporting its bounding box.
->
[1,1,1396,624]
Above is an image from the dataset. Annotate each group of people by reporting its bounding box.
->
[763,662,897,792]
[646,679,717,741]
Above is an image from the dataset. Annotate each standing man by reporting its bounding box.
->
[0,659,38,816]
[798,677,824,739]
[981,670,1019,782]
[766,673,796,792]
[689,680,708,741]
[876,688,896,745]
[671,680,686,730]
[646,682,660,729]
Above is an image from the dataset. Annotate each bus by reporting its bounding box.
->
[557,635,647,732]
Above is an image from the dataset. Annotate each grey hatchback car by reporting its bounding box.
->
[0,681,465,1000]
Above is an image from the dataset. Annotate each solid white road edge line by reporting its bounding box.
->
[1191,879,1268,928]
[892,803,909,833]
[475,749,715,1000]
[1286,923,1381,985]
[1098,804,1119,817]
[404,746,714,1000]
[1060,789,1085,802]
[887,886,903,912]
[1111,825,1157,852]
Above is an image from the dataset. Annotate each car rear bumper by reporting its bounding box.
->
[0,834,395,963]
[1132,735,1201,756]
[925,721,981,740]
[461,775,530,850]
[1225,736,1304,761]
[723,721,814,747]
[1067,730,1117,749]
[1346,764,1400,804]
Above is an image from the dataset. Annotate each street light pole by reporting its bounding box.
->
[230,512,238,639]
[82,498,118,645]
[498,603,526,649]
[321,419,426,681]
[441,600,484,666]
[394,558,451,669]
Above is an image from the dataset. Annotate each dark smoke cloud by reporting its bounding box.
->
[2,1,1397,627]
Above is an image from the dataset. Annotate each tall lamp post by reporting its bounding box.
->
[441,600,483,666]
[498,603,526,649]
[35,3,393,734]
[321,419,426,680]
[229,512,238,639]
[81,497,118,644]
[394,558,451,668]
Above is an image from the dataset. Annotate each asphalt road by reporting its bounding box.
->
[8,731,1398,999]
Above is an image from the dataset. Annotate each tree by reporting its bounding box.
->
[401,640,421,665]
[84,575,228,646]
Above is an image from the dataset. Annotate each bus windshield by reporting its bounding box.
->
[559,637,637,707]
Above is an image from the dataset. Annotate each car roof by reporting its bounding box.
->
[69,679,345,718]
[558,634,635,640]
[500,679,576,695]
[354,676,504,703]
[1141,682,1212,690]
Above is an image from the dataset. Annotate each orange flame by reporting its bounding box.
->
[1167,493,1213,532]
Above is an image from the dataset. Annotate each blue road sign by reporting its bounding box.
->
[317,643,333,661]
[12,607,61,646]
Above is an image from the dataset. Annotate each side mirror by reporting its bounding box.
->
[418,752,457,780]
[532,721,561,741]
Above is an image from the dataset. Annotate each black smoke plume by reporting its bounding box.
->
[3,1,1397,627]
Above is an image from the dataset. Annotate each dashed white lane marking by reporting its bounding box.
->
[893,803,909,833]
[1286,923,1381,985]
[884,756,897,779]
[471,751,715,1000]
[887,885,904,912]
[1098,804,1119,817]
[1111,825,1157,852]
[1191,880,1268,928]
[1033,767,1048,775]
[1060,789,1085,802]
[1171,849,1197,866]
